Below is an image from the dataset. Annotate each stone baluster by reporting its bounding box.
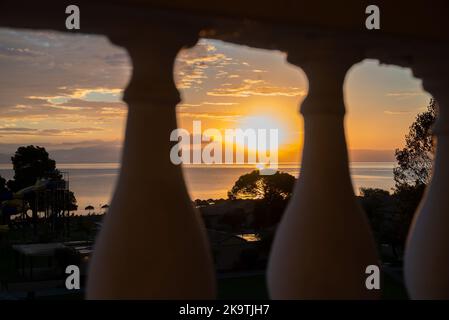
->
[404,50,449,299]
[267,43,380,299]
[86,27,216,299]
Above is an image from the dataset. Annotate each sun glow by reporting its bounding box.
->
[256,163,266,170]
[238,113,287,145]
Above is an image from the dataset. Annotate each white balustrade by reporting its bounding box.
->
[404,52,449,299]
[86,28,216,299]
[267,44,380,299]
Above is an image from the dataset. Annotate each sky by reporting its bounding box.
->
[0,28,432,164]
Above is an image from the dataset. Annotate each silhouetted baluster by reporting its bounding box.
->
[86,28,216,299]
[405,54,449,299]
[267,46,380,299]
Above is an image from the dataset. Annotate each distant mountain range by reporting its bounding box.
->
[0,153,10,163]
[0,146,395,164]
[0,145,122,164]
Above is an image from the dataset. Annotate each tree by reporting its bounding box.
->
[0,175,6,193]
[7,145,61,192]
[6,146,77,232]
[359,187,391,225]
[228,170,296,202]
[85,205,94,214]
[393,99,437,188]
[359,188,398,257]
[387,99,437,256]
[220,208,246,231]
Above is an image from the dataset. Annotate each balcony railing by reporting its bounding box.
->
[1,0,448,299]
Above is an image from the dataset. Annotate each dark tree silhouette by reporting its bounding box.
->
[6,146,77,230]
[7,145,61,192]
[85,205,94,214]
[393,99,436,189]
[359,188,402,259]
[228,170,295,202]
[0,175,6,193]
[383,99,438,256]
[220,208,246,231]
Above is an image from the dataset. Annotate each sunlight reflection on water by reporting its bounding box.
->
[0,162,396,214]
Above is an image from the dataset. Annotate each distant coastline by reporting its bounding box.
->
[1,162,397,213]
[0,147,396,164]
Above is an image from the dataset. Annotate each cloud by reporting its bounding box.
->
[48,105,86,111]
[202,102,238,106]
[386,91,423,99]
[177,103,202,108]
[102,52,129,66]
[175,41,230,90]
[174,39,237,90]
[216,70,228,78]
[13,105,33,110]
[0,127,36,132]
[179,53,228,65]
[0,45,44,59]
[177,112,241,122]
[0,99,127,125]
[41,127,104,135]
[207,79,305,97]
[100,107,127,115]
[383,110,414,115]
[27,87,122,104]
[0,29,129,145]
[0,126,104,136]
[178,102,238,109]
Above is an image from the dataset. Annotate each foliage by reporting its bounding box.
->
[359,99,438,260]
[393,99,436,188]
[360,187,390,199]
[194,199,226,207]
[359,187,391,240]
[392,183,426,246]
[220,208,246,231]
[228,170,296,202]
[252,199,288,229]
[389,99,437,255]
[359,188,398,257]
[7,145,61,192]
[0,175,6,193]
[5,146,77,219]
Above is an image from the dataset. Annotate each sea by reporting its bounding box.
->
[0,162,396,214]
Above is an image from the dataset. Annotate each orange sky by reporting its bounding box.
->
[175,39,431,163]
[0,30,432,163]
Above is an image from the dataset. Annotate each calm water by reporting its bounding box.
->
[0,162,396,214]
